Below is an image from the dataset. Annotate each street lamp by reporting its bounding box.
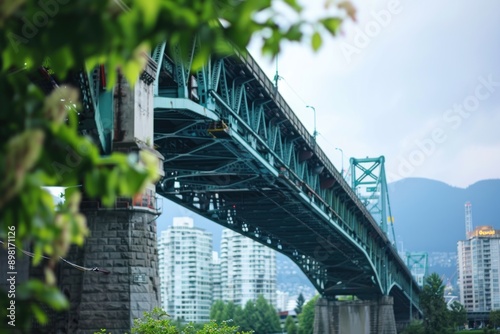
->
[306,105,317,141]
[335,147,344,177]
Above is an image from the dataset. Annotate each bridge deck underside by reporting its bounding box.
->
[151,43,420,317]
[155,108,380,298]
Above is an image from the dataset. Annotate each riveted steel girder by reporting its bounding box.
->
[152,41,421,317]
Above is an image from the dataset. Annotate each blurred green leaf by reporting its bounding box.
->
[0,0,349,330]
[312,31,322,51]
[321,17,343,36]
[31,304,49,325]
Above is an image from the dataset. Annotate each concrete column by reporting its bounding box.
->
[313,298,335,333]
[376,296,397,334]
[313,296,397,334]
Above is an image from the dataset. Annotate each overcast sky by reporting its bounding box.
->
[249,0,500,188]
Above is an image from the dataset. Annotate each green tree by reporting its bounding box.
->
[490,310,500,329]
[242,299,257,332]
[194,321,252,334]
[298,295,319,334]
[420,273,452,334]
[124,308,253,334]
[232,303,246,329]
[295,293,305,315]
[241,295,281,334]
[285,315,298,334]
[255,295,281,334]
[1,0,351,328]
[401,320,425,334]
[131,307,177,334]
[222,301,238,322]
[449,301,467,330]
[211,300,226,323]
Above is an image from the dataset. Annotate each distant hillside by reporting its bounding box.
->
[389,178,500,253]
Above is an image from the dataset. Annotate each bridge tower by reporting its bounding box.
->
[349,156,396,244]
[405,252,428,288]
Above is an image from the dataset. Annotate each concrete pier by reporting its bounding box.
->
[314,296,397,334]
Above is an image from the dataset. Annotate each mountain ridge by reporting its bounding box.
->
[389,177,500,253]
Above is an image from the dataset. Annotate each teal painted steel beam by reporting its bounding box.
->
[76,66,113,153]
[350,156,396,245]
[152,41,421,316]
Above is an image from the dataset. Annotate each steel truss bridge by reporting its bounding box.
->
[73,39,422,321]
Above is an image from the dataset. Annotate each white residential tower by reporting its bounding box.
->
[158,217,213,323]
[220,229,277,308]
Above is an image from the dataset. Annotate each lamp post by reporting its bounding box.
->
[335,147,344,177]
[306,105,317,141]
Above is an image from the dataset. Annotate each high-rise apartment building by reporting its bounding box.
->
[158,217,213,323]
[220,229,277,308]
[458,225,500,312]
[212,251,222,301]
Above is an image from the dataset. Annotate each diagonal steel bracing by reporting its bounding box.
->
[151,41,421,318]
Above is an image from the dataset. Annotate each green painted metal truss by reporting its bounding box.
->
[149,40,420,319]
[350,156,397,245]
[406,252,429,288]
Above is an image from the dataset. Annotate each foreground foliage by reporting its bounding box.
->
[95,308,252,334]
[1,0,352,329]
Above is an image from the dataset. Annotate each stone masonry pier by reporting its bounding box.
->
[45,207,160,333]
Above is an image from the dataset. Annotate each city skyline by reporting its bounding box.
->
[158,217,282,316]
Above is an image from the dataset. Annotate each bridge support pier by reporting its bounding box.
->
[313,296,396,334]
[53,206,160,334]
[48,56,162,333]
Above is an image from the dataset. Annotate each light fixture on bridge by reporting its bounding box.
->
[320,176,336,189]
[299,149,313,162]
[335,147,345,178]
[306,105,317,141]
[313,165,324,174]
